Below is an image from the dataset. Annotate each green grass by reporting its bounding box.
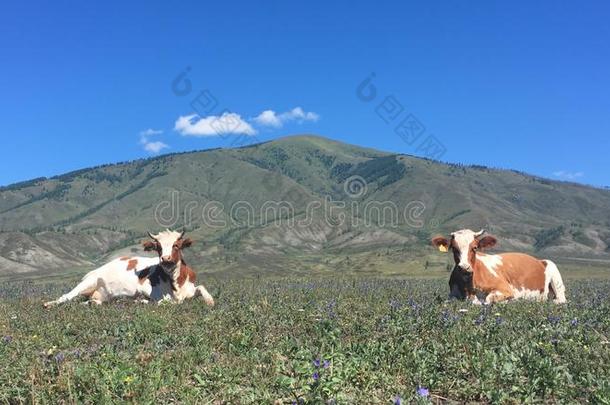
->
[1,275,610,404]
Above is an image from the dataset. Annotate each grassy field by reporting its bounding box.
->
[1,271,610,404]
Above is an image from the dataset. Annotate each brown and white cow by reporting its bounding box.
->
[432,229,566,304]
[43,229,214,307]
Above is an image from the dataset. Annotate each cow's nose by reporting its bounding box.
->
[161,255,172,262]
[459,263,472,272]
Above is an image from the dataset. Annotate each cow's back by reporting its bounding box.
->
[88,256,157,274]
[496,253,547,293]
[88,256,159,295]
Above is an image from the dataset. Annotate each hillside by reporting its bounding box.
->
[1,135,609,276]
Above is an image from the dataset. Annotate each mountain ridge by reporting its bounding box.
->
[1,134,609,276]
[4,134,607,191]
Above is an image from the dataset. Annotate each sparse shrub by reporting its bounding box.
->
[534,226,565,250]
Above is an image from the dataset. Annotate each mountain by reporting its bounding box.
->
[1,135,609,277]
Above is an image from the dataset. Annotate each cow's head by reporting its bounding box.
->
[431,229,497,272]
[142,229,193,272]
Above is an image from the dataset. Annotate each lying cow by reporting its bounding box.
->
[44,229,214,307]
[432,229,566,304]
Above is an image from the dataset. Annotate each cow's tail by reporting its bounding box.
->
[543,260,567,304]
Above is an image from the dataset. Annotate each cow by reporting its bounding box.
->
[43,229,215,307]
[431,229,566,304]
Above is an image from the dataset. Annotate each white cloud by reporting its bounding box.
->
[253,110,282,128]
[174,112,256,136]
[252,107,320,128]
[552,170,584,180]
[139,128,169,154]
[283,107,320,123]
[143,141,169,154]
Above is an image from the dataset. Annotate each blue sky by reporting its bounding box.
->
[1,1,609,187]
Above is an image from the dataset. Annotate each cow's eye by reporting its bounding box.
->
[473,246,478,251]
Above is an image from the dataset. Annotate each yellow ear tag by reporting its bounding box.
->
[438,245,448,253]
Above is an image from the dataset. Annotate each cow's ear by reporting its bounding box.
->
[431,236,449,252]
[478,235,497,250]
[142,240,157,251]
[180,238,193,249]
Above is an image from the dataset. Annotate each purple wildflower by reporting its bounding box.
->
[54,352,65,363]
[313,358,321,368]
[417,386,429,397]
[2,335,12,344]
[407,298,419,310]
[325,300,337,319]
[571,318,578,326]
[390,299,401,310]
[547,315,561,325]
[312,371,319,382]
[323,359,330,369]
[394,395,402,405]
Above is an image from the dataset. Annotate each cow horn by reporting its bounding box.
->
[474,229,486,238]
[147,231,157,240]
[179,229,186,239]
